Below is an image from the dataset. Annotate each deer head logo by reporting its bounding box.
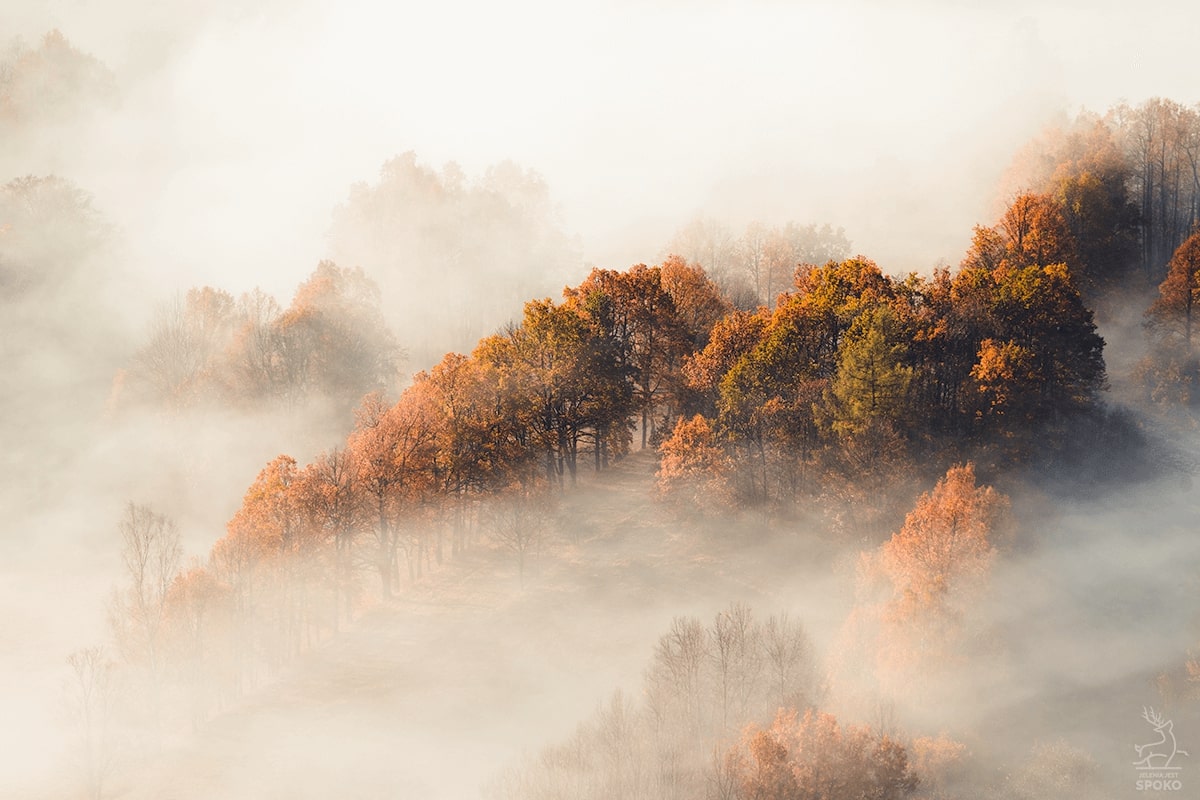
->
[1134,707,1189,770]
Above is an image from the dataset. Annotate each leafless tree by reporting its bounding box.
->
[489,489,551,588]
[110,502,180,740]
[709,602,761,732]
[64,646,116,800]
[762,611,816,709]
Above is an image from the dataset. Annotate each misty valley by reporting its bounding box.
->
[5,10,1200,800]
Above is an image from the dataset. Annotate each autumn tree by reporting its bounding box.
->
[852,464,1009,697]
[683,309,769,417]
[998,193,1078,271]
[164,561,227,727]
[478,298,624,485]
[126,262,400,412]
[347,387,439,598]
[295,448,362,630]
[420,352,540,555]
[496,606,824,800]
[1051,121,1140,295]
[665,217,851,308]
[1139,231,1200,406]
[999,109,1143,292]
[663,216,746,305]
[1149,231,1200,348]
[725,709,918,800]
[566,263,689,448]
[222,455,310,665]
[656,414,732,513]
[223,287,285,403]
[659,254,733,350]
[273,261,400,410]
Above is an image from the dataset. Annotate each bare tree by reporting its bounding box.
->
[64,646,116,800]
[111,502,180,739]
[709,602,761,732]
[762,612,815,709]
[490,489,551,587]
[134,296,206,405]
[649,616,710,737]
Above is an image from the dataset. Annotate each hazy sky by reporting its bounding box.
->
[10,0,1200,303]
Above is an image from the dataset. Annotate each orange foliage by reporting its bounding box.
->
[656,414,731,512]
[728,708,918,800]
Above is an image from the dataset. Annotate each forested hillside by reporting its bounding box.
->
[5,18,1200,800]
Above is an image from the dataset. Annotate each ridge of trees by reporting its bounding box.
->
[0,30,117,135]
[663,217,852,310]
[117,261,401,415]
[999,99,1200,295]
[68,93,1200,800]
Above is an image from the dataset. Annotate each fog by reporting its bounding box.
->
[4,1,1200,798]
[10,0,1200,295]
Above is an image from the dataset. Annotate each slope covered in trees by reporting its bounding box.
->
[16,34,1198,796]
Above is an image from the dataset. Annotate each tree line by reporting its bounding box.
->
[658,190,1107,528]
[117,261,400,415]
[80,178,1120,773]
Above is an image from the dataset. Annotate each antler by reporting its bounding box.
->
[1144,706,1166,727]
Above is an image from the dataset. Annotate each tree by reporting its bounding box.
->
[295,448,362,630]
[566,264,689,448]
[1139,231,1200,406]
[223,455,310,664]
[1149,231,1200,348]
[646,616,710,738]
[825,304,913,437]
[683,309,768,415]
[659,254,732,350]
[224,287,285,403]
[656,414,732,513]
[110,503,181,738]
[489,488,552,587]
[1051,122,1140,295]
[709,603,761,732]
[998,193,1078,271]
[133,295,209,406]
[164,562,226,728]
[761,613,816,710]
[663,216,744,304]
[947,258,1106,443]
[1115,98,1200,283]
[275,261,400,410]
[64,646,117,800]
[347,387,439,597]
[0,174,108,293]
[726,709,918,800]
[856,464,1008,694]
